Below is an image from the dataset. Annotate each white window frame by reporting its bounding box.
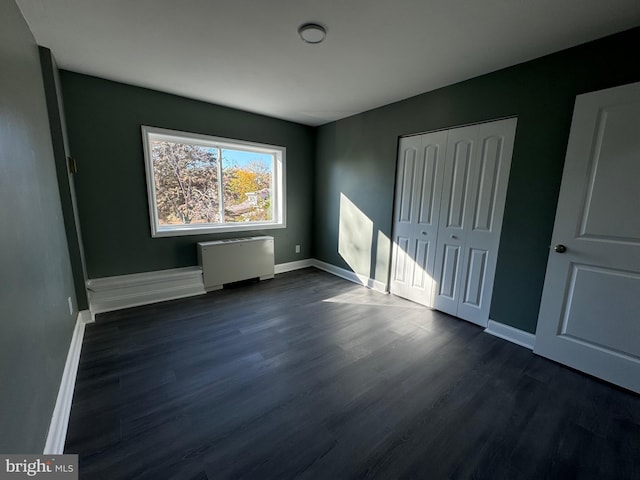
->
[141,126,286,237]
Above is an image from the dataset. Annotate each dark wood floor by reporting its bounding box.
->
[65,268,640,480]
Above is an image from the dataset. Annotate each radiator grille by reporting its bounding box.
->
[197,236,274,291]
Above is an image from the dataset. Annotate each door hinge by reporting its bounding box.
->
[68,156,77,174]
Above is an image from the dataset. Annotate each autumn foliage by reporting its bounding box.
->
[151,141,272,225]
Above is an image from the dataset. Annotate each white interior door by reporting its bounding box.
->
[389,131,447,306]
[432,118,517,326]
[534,82,640,393]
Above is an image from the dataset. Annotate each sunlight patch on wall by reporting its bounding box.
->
[375,229,391,283]
[338,193,373,278]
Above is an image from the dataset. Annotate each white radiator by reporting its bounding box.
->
[197,236,274,291]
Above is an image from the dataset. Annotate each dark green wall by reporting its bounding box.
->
[61,72,315,278]
[40,48,89,310]
[0,0,77,452]
[315,27,640,333]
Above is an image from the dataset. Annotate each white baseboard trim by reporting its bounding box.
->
[484,319,536,350]
[44,310,89,454]
[274,259,314,274]
[79,309,94,324]
[87,266,206,314]
[311,259,388,294]
[87,259,389,315]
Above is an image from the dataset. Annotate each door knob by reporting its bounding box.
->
[554,244,567,253]
[421,231,427,235]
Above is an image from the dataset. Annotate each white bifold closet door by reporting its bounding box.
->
[389,130,447,306]
[390,118,517,327]
[432,118,517,325]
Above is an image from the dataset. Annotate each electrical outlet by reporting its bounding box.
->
[295,244,301,254]
[67,297,73,316]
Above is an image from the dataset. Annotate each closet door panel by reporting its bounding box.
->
[461,247,488,308]
[473,135,503,232]
[444,139,473,229]
[390,137,421,299]
[457,118,517,325]
[390,131,447,306]
[434,240,464,315]
[432,126,477,316]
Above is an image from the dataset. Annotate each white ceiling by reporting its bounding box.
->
[16,0,640,126]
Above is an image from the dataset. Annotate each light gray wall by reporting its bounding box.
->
[0,0,77,452]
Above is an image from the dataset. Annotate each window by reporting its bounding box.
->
[141,126,286,237]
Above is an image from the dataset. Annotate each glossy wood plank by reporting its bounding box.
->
[65,268,640,479]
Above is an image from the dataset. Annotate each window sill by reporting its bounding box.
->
[151,221,286,238]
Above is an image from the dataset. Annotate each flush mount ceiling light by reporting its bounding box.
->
[298,23,326,44]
